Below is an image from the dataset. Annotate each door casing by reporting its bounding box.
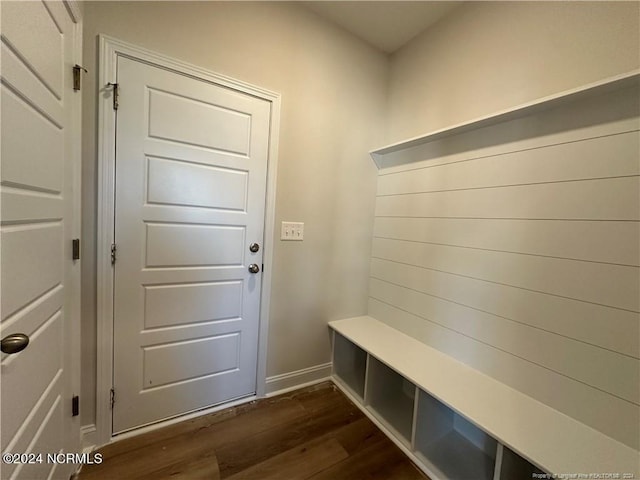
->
[95,35,281,448]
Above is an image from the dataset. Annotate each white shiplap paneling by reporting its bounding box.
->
[377,131,639,197]
[369,278,639,404]
[375,177,639,221]
[372,237,639,311]
[369,258,639,358]
[373,217,639,266]
[368,82,640,450]
[368,298,640,451]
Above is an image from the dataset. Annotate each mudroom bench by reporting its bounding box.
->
[329,316,639,480]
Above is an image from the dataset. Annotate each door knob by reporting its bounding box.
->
[1,333,29,355]
[249,243,260,253]
[248,264,260,274]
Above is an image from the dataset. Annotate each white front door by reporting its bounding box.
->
[0,1,81,479]
[112,56,271,434]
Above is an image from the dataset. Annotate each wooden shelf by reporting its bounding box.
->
[370,70,639,169]
[329,316,640,478]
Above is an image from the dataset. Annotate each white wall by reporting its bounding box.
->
[387,1,640,143]
[81,1,387,426]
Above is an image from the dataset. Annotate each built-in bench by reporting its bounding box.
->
[329,316,639,480]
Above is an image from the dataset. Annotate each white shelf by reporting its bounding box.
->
[329,316,640,477]
[370,70,640,168]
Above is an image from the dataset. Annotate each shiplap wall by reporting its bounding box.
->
[368,84,640,450]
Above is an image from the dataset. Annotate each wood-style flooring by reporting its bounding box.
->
[78,381,429,479]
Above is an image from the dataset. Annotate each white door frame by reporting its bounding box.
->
[95,35,280,447]
[66,0,84,462]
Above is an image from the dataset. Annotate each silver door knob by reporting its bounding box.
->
[249,243,260,253]
[248,264,260,274]
[1,333,29,355]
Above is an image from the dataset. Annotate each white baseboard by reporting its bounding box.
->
[80,424,97,453]
[265,362,332,397]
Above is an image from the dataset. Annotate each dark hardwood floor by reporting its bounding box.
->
[78,381,429,479]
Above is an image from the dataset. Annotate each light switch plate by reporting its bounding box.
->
[281,221,304,241]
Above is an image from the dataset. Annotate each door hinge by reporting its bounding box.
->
[73,64,87,91]
[72,238,80,260]
[110,388,115,409]
[72,395,80,417]
[111,244,117,265]
[107,82,119,110]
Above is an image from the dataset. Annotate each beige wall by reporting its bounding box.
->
[387,1,640,143]
[81,1,387,425]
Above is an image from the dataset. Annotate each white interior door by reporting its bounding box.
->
[0,1,81,479]
[112,56,271,434]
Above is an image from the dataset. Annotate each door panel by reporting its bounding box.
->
[113,56,270,433]
[148,88,252,154]
[0,87,64,191]
[0,40,64,126]
[1,312,63,452]
[143,333,241,388]
[13,395,64,480]
[0,1,80,478]
[147,157,248,210]
[144,281,242,328]
[145,224,245,267]
[0,1,65,99]
[1,225,63,319]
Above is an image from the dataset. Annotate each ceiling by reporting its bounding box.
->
[303,2,462,54]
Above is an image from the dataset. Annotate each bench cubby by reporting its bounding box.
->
[366,356,415,445]
[414,389,497,480]
[329,316,639,480]
[332,331,367,400]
